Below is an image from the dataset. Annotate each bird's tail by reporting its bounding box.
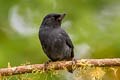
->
[68,69,74,73]
[67,64,75,73]
[67,58,77,73]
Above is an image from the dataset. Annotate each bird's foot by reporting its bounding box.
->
[71,58,77,72]
[66,58,77,73]
[44,60,52,71]
[72,58,77,64]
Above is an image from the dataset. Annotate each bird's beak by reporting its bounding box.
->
[58,13,66,21]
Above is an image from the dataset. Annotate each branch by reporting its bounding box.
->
[0,58,120,76]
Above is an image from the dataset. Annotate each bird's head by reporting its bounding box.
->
[41,13,66,28]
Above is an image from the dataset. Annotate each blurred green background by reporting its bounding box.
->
[0,0,120,80]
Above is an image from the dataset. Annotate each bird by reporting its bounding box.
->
[39,13,75,72]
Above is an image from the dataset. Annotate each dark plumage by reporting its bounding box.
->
[39,13,74,62]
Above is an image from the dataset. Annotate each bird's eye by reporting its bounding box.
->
[54,15,60,21]
[54,15,60,19]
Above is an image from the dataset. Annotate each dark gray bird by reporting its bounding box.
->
[39,13,74,62]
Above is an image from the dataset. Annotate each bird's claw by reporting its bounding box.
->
[44,60,51,71]
[72,58,77,64]
[71,58,77,71]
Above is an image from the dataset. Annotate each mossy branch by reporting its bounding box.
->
[0,58,120,76]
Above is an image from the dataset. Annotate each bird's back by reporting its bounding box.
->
[39,27,73,61]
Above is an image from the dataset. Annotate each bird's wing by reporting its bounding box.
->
[61,29,74,58]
